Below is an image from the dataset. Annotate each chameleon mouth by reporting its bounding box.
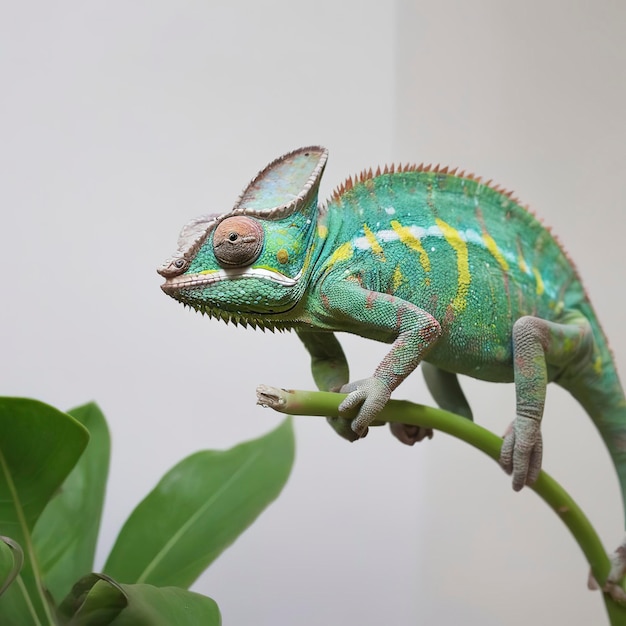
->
[160,266,302,295]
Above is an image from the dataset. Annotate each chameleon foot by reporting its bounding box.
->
[338,377,392,438]
[389,422,433,445]
[601,540,626,604]
[499,416,543,491]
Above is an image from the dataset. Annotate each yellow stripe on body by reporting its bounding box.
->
[532,267,545,295]
[435,218,471,312]
[518,255,529,274]
[514,237,529,274]
[390,220,431,272]
[392,265,405,291]
[593,355,603,375]
[482,233,509,271]
[327,241,353,267]
[362,224,385,260]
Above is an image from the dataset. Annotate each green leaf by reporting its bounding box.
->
[104,419,295,588]
[58,574,220,626]
[33,403,111,603]
[109,583,220,626]
[57,574,126,626]
[0,397,89,625]
[0,536,23,597]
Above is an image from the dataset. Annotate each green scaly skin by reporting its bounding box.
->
[158,146,626,600]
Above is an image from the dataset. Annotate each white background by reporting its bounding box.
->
[2,2,625,624]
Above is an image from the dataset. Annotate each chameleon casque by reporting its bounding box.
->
[158,146,626,597]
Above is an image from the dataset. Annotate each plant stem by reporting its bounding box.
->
[257,385,626,625]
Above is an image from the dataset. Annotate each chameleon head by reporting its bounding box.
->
[158,146,328,321]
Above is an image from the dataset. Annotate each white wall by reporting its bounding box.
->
[1,2,625,625]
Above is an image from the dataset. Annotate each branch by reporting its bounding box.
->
[257,385,626,625]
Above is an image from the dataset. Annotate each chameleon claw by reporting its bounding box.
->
[499,417,543,491]
[599,540,626,604]
[339,377,392,439]
[389,422,434,445]
[604,581,626,605]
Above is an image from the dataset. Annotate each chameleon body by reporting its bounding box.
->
[158,146,626,595]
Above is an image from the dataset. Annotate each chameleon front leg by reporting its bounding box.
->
[296,329,349,393]
[295,328,359,441]
[501,312,594,491]
[319,280,442,438]
[389,363,474,445]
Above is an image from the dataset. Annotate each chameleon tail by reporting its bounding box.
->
[575,372,626,520]
[560,304,626,526]
[563,337,626,597]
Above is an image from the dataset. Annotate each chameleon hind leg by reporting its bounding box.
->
[389,362,473,445]
[500,311,594,491]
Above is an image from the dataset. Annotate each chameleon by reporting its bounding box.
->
[158,146,626,598]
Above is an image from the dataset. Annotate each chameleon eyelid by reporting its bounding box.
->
[213,215,264,268]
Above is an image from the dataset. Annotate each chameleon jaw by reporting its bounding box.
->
[160,266,305,329]
[160,266,302,296]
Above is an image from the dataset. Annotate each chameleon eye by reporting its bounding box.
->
[213,216,264,267]
[157,256,188,277]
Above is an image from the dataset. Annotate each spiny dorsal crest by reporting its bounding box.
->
[330,162,521,206]
[326,157,580,277]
